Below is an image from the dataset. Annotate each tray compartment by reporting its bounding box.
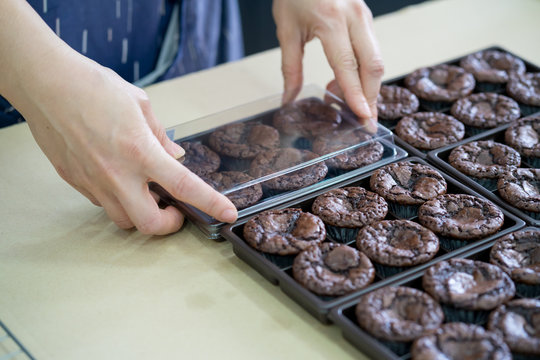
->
[329,226,539,360]
[379,46,540,160]
[428,121,540,226]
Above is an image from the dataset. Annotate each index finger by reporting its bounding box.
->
[147,152,238,224]
[318,26,372,122]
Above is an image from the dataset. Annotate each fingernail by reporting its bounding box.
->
[220,208,237,223]
[367,118,378,134]
[172,143,185,159]
[359,101,372,118]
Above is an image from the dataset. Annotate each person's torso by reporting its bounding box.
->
[1,0,243,127]
[27,0,175,83]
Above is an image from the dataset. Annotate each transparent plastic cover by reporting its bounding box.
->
[163,84,405,224]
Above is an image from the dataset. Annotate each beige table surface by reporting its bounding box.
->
[1,0,539,359]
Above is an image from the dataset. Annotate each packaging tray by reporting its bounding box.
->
[378,45,540,160]
[427,118,540,226]
[329,226,539,360]
[220,157,525,323]
[153,84,407,240]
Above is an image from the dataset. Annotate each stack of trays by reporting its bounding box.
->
[428,120,540,226]
[158,46,539,359]
[221,158,525,322]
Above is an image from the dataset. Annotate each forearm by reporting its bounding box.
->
[0,0,87,120]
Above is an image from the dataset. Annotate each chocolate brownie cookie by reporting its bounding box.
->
[489,228,540,285]
[249,148,328,191]
[418,194,504,240]
[292,242,375,296]
[497,168,540,213]
[370,161,447,205]
[507,72,540,106]
[311,187,388,228]
[411,323,512,360]
[180,141,221,176]
[423,259,515,310]
[243,208,326,255]
[487,299,540,355]
[505,116,540,159]
[450,93,520,128]
[377,85,420,120]
[356,220,439,267]
[201,171,262,210]
[460,49,526,84]
[312,129,384,170]
[355,286,444,342]
[272,97,341,138]
[404,64,475,102]
[395,112,465,150]
[208,122,280,159]
[448,140,521,179]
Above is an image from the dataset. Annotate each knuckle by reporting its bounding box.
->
[351,0,371,18]
[89,197,102,207]
[131,86,152,111]
[134,87,150,102]
[119,133,149,161]
[281,62,301,80]
[115,218,135,230]
[365,57,385,78]
[367,92,379,105]
[155,127,169,145]
[275,27,289,42]
[171,171,194,198]
[55,165,73,183]
[101,165,121,185]
[316,1,341,19]
[348,83,365,96]
[332,52,358,71]
[136,215,161,235]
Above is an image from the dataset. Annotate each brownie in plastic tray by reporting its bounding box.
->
[153,84,407,239]
[378,45,540,159]
[428,117,539,226]
[329,226,538,360]
[220,157,525,323]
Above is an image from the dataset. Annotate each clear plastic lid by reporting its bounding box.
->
[163,84,405,224]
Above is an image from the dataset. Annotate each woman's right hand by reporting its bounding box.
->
[0,0,238,235]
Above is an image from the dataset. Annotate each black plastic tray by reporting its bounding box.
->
[154,136,407,240]
[220,157,525,323]
[379,45,540,160]
[427,120,540,227]
[329,226,539,360]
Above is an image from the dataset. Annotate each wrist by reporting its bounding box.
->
[0,0,88,119]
